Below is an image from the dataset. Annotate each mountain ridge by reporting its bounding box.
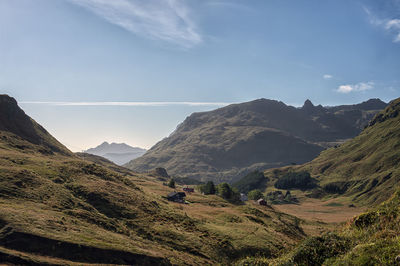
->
[263,97,400,205]
[127,98,386,183]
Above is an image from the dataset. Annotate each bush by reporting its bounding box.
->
[232,171,268,194]
[274,171,317,190]
[287,233,351,265]
[168,178,175,188]
[247,189,264,200]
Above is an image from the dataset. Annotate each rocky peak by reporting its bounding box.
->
[0,95,37,141]
[302,99,314,109]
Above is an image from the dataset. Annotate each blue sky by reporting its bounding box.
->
[1,0,400,151]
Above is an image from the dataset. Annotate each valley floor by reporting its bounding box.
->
[274,195,365,224]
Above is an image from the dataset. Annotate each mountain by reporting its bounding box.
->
[0,95,71,155]
[0,95,306,265]
[85,141,146,165]
[126,98,386,183]
[264,97,400,205]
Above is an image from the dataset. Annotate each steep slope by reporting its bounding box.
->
[0,95,306,265]
[0,95,71,155]
[264,97,400,205]
[127,98,385,183]
[85,142,146,165]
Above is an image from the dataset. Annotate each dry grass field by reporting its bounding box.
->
[273,195,365,224]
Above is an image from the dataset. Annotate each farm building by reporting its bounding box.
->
[257,198,267,206]
[183,187,194,193]
[167,192,186,203]
[240,193,248,201]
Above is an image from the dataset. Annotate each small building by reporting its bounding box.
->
[240,193,248,202]
[183,187,194,193]
[167,192,186,203]
[257,198,267,206]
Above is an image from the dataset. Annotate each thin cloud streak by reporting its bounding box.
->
[363,6,400,43]
[68,0,202,48]
[20,101,232,107]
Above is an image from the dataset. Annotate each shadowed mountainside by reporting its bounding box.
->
[127,98,386,183]
[264,97,400,206]
[0,95,71,155]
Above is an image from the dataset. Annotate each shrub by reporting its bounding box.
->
[274,171,317,190]
[288,233,351,265]
[247,189,264,200]
[168,178,175,188]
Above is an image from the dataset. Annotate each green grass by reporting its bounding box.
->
[324,202,344,207]
[235,188,400,265]
[0,130,309,265]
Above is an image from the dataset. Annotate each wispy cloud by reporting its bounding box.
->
[385,19,400,42]
[323,74,333,80]
[68,0,202,48]
[20,101,231,107]
[363,6,400,43]
[336,82,374,94]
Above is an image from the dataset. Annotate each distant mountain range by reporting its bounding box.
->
[85,142,146,165]
[126,98,387,183]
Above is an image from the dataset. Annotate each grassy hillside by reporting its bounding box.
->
[127,98,385,183]
[264,97,400,205]
[238,188,400,265]
[0,95,307,265]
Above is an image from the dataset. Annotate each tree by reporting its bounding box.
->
[204,181,216,195]
[232,171,268,194]
[168,178,175,188]
[217,183,233,199]
[275,171,316,190]
[197,181,216,195]
[216,183,241,204]
[247,189,264,200]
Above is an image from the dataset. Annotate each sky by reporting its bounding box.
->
[1,0,400,151]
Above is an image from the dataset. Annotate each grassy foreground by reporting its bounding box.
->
[0,129,307,265]
[236,188,400,265]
